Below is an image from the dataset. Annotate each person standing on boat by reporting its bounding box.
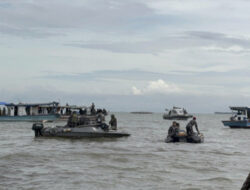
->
[186,117,200,136]
[90,103,96,115]
[69,111,78,127]
[109,114,117,130]
[176,122,180,131]
[167,121,179,142]
[2,107,6,116]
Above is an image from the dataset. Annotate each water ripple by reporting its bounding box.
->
[0,113,249,190]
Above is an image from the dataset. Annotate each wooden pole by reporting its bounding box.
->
[241,173,250,190]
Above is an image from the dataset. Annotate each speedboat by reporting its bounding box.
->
[222,106,250,128]
[163,106,193,120]
[32,114,130,138]
[165,130,204,143]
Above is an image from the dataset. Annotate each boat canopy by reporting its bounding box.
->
[173,106,182,109]
[5,101,59,107]
[230,106,250,119]
[58,105,87,109]
[230,106,250,111]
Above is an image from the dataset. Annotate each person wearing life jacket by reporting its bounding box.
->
[69,111,78,127]
[90,103,96,115]
[167,121,180,142]
[186,117,200,136]
[109,114,117,130]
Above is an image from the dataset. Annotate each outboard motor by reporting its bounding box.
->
[32,123,44,137]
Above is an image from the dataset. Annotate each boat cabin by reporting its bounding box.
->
[0,102,59,116]
[229,107,250,121]
[58,105,88,115]
[166,107,188,116]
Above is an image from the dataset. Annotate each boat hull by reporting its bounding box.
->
[33,125,130,138]
[165,133,204,143]
[0,114,59,122]
[222,120,250,128]
[163,114,193,120]
[42,132,130,138]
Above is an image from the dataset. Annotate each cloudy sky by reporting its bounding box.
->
[0,0,250,112]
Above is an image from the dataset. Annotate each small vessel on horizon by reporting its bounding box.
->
[222,106,250,128]
[214,111,232,114]
[130,111,153,114]
[163,106,193,120]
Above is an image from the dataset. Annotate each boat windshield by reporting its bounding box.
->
[237,110,245,115]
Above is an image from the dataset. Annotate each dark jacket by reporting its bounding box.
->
[168,125,179,137]
[109,117,117,130]
[186,120,199,135]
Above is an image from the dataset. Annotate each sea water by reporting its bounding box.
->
[0,113,249,190]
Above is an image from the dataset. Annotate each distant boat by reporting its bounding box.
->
[0,101,100,122]
[163,106,193,120]
[130,112,153,114]
[222,106,250,128]
[0,102,60,122]
[214,112,232,114]
[57,105,88,120]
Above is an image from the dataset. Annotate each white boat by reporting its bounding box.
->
[0,101,96,122]
[0,102,60,122]
[163,106,193,120]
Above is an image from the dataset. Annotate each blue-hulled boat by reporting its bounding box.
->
[0,114,59,122]
[222,106,250,128]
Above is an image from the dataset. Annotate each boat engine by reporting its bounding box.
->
[32,123,44,137]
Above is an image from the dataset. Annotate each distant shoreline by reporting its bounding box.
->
[130,112,153,114]
[214,112,232,114]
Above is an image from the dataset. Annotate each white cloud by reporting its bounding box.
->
[202,45,250,53]
[1,0,250,112]
[146,0,217,14]
[132,86,142,95]
[146,0,250,19]
[132,79,181,95]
